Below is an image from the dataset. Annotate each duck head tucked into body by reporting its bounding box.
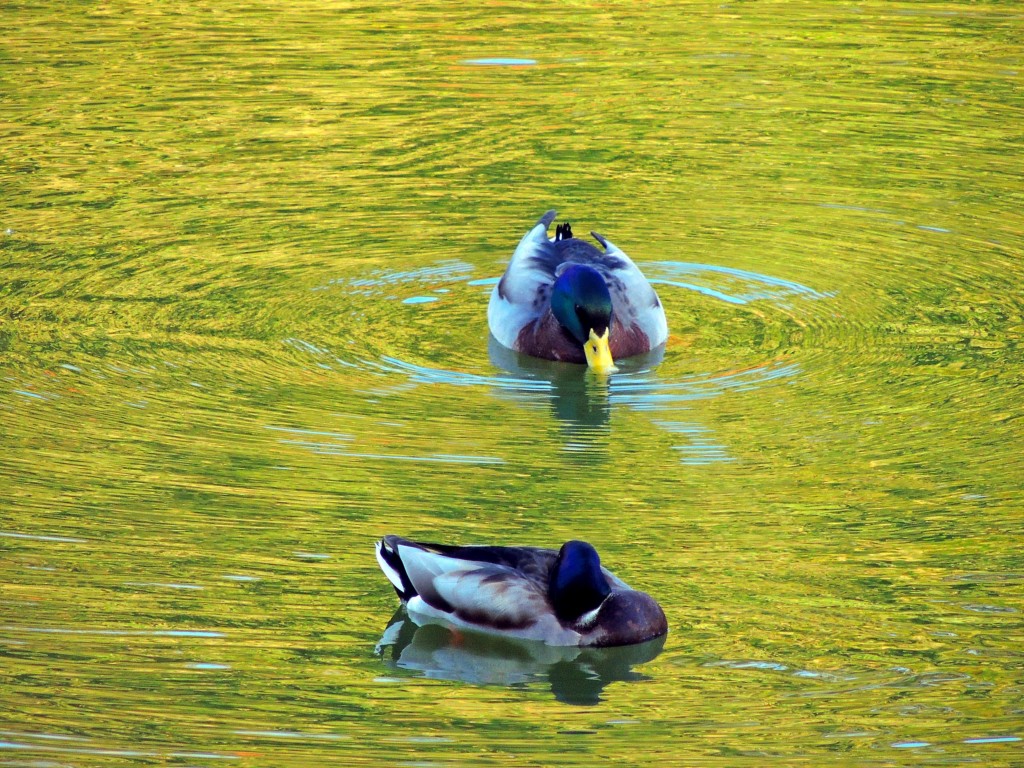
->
[488,210,669,374]
[375,535,668,647]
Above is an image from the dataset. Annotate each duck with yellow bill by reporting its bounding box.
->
[487,210,668,374]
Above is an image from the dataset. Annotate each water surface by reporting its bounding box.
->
[2,1,1023,765]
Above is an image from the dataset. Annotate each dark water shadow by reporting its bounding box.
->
[375,609,666,706]
[487,335,666,459]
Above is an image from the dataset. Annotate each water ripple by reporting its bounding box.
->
[646,261,829,306]
[234,730,349,741]
[0,531,87,544]
[1,626,224,638]
[279,255,822,463]
[461,58,538,67]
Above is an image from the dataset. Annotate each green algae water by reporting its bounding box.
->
[3,1,1023,765]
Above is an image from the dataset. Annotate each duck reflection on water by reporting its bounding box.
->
[487,334,665,453]
[375,610,666,706]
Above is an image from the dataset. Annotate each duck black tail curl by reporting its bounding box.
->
[375,537,417,602]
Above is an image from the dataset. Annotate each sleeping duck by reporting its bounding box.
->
[488,210,668,373]
[375,535,668,647]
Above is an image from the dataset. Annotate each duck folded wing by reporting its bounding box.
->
[398,544,549,630]
[488,211,560,350]
[496,209,560,303]
[590,232,668,348]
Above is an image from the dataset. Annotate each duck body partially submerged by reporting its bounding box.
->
[375,535,668,648]
[488,210,668,373]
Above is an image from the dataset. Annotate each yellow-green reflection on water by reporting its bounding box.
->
[2,1,1023,765]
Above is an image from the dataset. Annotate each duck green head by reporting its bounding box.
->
[551,265,617,373]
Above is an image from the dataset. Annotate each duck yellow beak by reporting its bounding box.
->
[584,328,617,374]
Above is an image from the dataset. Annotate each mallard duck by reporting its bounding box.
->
[375,536,668,647]
[487,210,668,373]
